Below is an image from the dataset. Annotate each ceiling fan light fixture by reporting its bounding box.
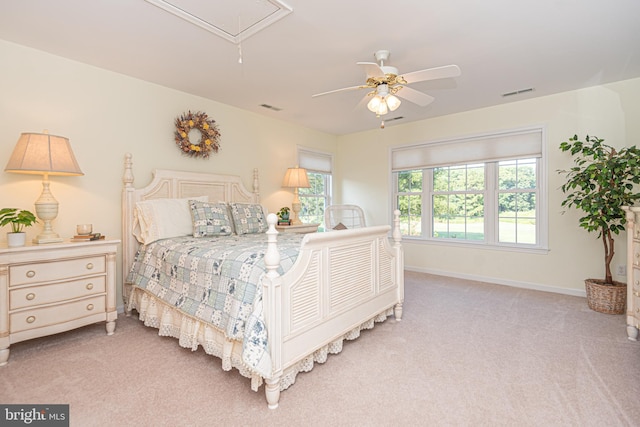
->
[386,94,401,111]
[367,95,383,113]
[376,100,388,115]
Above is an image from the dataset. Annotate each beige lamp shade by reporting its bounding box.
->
[281,166,310,188]
[5,132,84,176]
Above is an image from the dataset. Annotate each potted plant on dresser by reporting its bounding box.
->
[559,134,640,314]
[0,208,37,247]
[277,206,291,225]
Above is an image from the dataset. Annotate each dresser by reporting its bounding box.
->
[0,239,119,365]
[623,207,640,341]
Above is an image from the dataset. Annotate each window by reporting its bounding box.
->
[432,163,485,240]
[297,148,332,230]
[392,128,546,250]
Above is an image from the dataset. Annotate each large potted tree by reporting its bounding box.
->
[559,134,640,314]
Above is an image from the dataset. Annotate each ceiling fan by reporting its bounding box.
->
[312,50,461,119]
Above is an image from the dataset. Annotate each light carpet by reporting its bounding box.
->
[1,271,639,426]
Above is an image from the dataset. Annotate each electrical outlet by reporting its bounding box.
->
[617,265,627,276]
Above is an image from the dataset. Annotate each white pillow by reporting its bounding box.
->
[133,196,208,244]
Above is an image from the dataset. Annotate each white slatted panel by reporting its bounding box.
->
[290,255,321,332]
[329,243,374,312]
[378,239,394,291]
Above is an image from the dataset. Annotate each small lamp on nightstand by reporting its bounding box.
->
[5,131,84,244]
[282,165,310,226]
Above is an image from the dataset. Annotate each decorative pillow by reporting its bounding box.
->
[132,196,208,244]
[217,201,236,235]
[230,203,268,235]
[333,222,348,230]
[190,200,233,237]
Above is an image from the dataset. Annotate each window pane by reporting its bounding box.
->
[517,219,536,244]
[449,166,466,191]
[398,194,422,236]
[299,172,330,229]
[398,171,412,192]
[517,160,536,189]
[498,161,517,190]
[467,165,485,190]
[398,170,422,192]
[410,170,423,191]
[433,168,448,191]
[499,158,537,190]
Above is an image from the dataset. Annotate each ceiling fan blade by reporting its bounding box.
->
[355,93,371,110]
[396,86,435,107]
[400,64,461,84]
[312,84,367,98]
[357,62,385,78]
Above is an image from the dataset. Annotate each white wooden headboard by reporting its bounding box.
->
[121,153,260,290]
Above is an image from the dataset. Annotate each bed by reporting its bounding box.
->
[121,153,404,408]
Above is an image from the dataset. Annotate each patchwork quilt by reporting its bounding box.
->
[126,232,303,376]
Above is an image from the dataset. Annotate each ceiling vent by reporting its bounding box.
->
[502,88,534,97]
[260,103,282,111]
[144,0,293,44]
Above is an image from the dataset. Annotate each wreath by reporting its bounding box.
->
[174,111,221,158]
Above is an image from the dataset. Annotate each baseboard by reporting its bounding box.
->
[405,266,587,298]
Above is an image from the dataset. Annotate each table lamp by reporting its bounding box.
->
[282,166,310,225]
[5,131,84,244]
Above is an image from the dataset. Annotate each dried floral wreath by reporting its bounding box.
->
[174,111,221,158]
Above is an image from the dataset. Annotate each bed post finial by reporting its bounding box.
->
[253,168,260,203]
[123,152,134,187]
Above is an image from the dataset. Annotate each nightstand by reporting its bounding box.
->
[0,239,119,366]
[275,223,320,234]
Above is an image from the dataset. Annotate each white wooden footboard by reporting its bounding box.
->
[262,212,404,408]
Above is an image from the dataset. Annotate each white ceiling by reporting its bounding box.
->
[1,0,639,135]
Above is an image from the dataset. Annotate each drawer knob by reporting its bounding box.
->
[26,316,36,324]
[635,291,640,297]
[26,293,36,301]
[86,283,94,290]
[26,270,36,278]
[86,304,94,311]
[86,263,94,270]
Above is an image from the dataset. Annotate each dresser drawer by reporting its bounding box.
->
[9,256,106,286]
[10,295,106,333]
[9,276,106,310]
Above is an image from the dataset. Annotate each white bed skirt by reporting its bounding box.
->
[127,287,393,393]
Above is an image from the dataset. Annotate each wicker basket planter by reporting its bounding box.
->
[584,279,627,314]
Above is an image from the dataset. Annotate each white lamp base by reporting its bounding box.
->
[33,234,63,244]
[33,177,63,244]
[290,189,303,225]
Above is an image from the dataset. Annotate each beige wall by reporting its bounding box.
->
[0,40,338,305]
[3,38,640,300]
[336,77,640,295]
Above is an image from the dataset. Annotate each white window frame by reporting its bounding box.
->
[390,126,548,253]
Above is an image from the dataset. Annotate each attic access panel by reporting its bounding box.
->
[144,0,292,44]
